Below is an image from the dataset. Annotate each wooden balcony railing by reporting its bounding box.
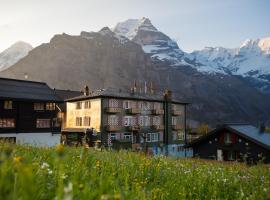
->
[105,107,122,113]
[127,108,141,115]
[106,125,121,132]
[151,109,165,115]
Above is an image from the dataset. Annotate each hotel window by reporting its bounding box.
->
[0,118,15,128]
[153,116,161,125]
[224,133,232,144]
[84,101,91,109]
[46,103,55,110]
[123,101,131,109]
[84,116,91,126]
[76,117,82,126]
[123,116,134,126]
[36,119,50,128]
[109,99,119,108]
[34,103,44,111]
[154,102,161,110]
[4,101,13,109]
[110,133,116,141]
[172,117,178,125]
[123,133,132,141]
[139,116,150,127]
[76,102,82,109]
[108,115,119,126]
[151,133,159,142]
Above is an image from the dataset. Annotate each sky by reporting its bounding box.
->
[0,0,270,52]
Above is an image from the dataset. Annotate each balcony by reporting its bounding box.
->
[172,110,182,116]
[151,125,165,130]
[127,108,141,115]
[106,125,121,132]
[152,109,164,115]
[105,107,122,113]
[172,125,183,130]
[127,125,140,132]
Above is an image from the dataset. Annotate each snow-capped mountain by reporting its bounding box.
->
[114,18,270,93]
[191,37,270,89]
[0,41,33,71]
[113,17,187,66]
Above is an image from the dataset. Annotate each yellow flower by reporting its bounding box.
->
[13,156,23,164]
[55,144,65,156]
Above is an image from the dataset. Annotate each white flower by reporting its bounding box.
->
[41,162,50,169]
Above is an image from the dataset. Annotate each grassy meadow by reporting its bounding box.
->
[0,143,269,200]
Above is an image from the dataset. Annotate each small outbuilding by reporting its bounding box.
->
[187,124,270,163]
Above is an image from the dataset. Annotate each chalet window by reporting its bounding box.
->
[0,137,16,143]
[123,133,132,141]
[146,133,151,142]
[76,117,82,126]
[84,116,91,126]
[224,133,232,144]
[76,102,82,109]
[0,118,15,128]
[84,101,91,109]
[227,151,236,161]
[34,103,44,111]
[46,103,55,110]
[4,101,13,109]
[36,119,51,128]
[108,115,119,126]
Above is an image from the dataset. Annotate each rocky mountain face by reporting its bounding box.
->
[114,18,270,94]
[0,19,270,125]
[0,41,33,71]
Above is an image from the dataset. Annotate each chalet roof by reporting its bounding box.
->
[228,124,270,148]
[0,78,62,102]
[66,87,189,104]
[187,124,270,150]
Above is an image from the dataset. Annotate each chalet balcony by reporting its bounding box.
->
[172,109,182,116]
[106,125,121,132]
[172,125,183,130]
[151,125,165,130]
[127,108,141,115]
[152,109,165,115]
[127,125,140,132]
[105,107,122,113]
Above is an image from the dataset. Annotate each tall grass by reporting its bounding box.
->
[0,143,269,200]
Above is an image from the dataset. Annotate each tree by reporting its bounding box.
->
[196,123,210,135]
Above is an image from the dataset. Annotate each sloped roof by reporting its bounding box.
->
[228,124,270,148]
[54,89,83,101]
[0,78,61,102]
[67,87,189,104]
[188,124,270,150]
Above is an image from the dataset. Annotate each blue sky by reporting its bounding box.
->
[0,0,269,52]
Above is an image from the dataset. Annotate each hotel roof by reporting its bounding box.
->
[66,87,189,104]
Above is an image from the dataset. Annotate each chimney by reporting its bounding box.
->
[84,85,89,96]
[259,122,266,133]
[164,89,172,100]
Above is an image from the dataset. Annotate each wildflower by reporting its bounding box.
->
[13,156,23,164]
[55,144,65,157]
[40,162,50,169]
[63,182,73,200]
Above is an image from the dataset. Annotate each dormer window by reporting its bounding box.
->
[4,101,13,109]
[34,103,44,111]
